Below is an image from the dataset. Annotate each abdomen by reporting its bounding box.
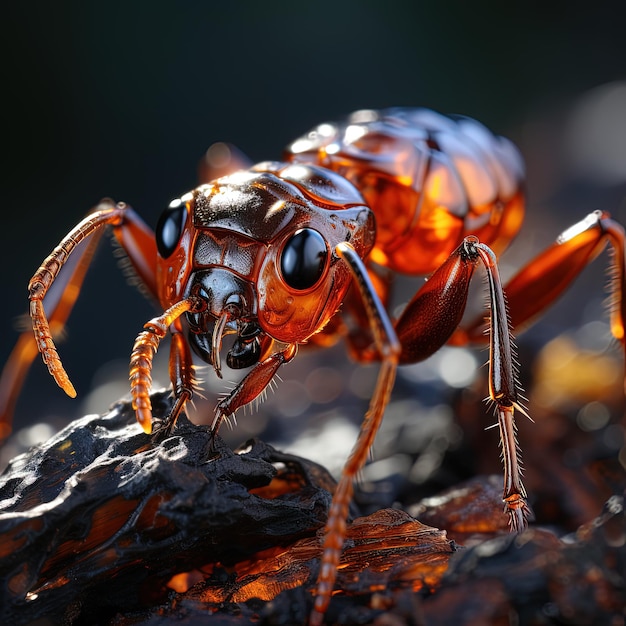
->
[286,107,525,274]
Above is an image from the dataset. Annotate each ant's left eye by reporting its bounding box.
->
[156,201,186,258]
[280,228,328,290]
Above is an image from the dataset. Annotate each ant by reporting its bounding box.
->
[1,108,624,624]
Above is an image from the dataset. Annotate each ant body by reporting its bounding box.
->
[2,108,624,623]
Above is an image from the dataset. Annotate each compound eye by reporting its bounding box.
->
[156,200,186,258]
[280,228,328,290]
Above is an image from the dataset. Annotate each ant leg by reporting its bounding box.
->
[0,201,158,441]
[457,211,626,355]
[310,242,400,626]
[394,238,479,363]
[209,344,298,440]
[393,238,532,530]
[0,229,104,440]
[27,202,128,398]
[150,319,197,439]
[110,204,159,299]
[130,298,202,434]
[473,243,533,531]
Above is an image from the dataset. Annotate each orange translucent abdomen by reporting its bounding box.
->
[286,108,526,275]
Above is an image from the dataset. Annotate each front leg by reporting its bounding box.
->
[311,242,401,626]
[210,344,298,439]
[130,298,203,434]
[0,200,158,442]
[149,318,198,439]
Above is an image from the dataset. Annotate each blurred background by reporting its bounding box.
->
[2,1,626,499]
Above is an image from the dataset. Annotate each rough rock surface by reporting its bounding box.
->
[0,392,624,625]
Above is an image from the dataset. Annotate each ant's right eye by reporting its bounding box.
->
[280,228,328,290]
[156,201,187,258]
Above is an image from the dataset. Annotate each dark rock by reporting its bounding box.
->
[0,392,332,625]
[0,391,624,625]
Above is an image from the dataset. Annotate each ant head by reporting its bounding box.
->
[251,163,375,344]
[156,164,375,346]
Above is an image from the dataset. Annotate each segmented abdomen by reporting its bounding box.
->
[286,108,525,274]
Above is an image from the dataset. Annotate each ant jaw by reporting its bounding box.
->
[187,310,264,376]
[226,335,262,369]
[210,311,230,379]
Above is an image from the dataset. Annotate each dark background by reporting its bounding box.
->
[2,2,625,443]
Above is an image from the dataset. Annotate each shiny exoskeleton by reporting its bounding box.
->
[2,108,625,625]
